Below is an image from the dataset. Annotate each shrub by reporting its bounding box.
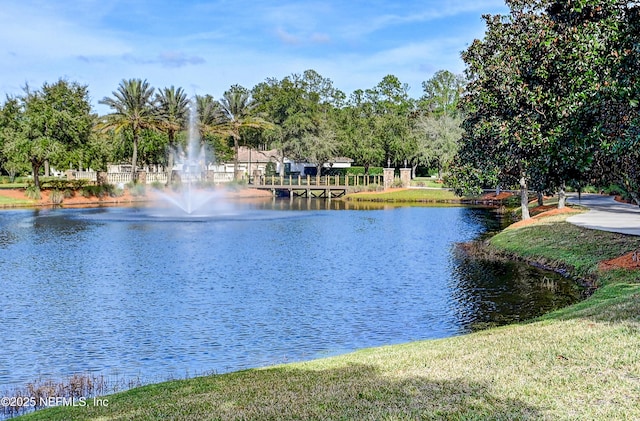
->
[344,166,384,176]
[25,185,41,200]
[265,161,277,176]
[80,186,95,198]
[49,190,64,205]
[150,181,165,190]
[99,183,115,197]
[225,179,247,191]
[70,179,89,190]
[43,179,71,190]
[196,180,217,189]
[85,182,122,198]
[111,186,124,197]
[128,184,146,197]
[603,184,624,196]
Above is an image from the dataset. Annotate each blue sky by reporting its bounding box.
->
[0,0,508,113]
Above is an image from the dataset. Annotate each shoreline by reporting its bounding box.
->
[0,186,511,211]
[0,186,273,209]
[459,206,601,293]
[11,204,640,420]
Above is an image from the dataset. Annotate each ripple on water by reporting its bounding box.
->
[0,204,582,391]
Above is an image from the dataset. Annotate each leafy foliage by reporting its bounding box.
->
[451,0,640,217]
[98,79,158,182]
[420,70,465,117]
[252,71,344,175]
[412,114,463,179]
[0,79,93,188]
[214,85,273,180]
[155,86,189,183]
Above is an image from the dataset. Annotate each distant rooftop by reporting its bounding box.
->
[236,147,279,163]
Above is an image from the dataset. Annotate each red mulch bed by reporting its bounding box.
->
[599,251,640,271]
[508,206,581,229]
[481,192,513,201]
[613,195,638,205]
[0,187,271,208]
[0,188,145,207]
[507,203,640,271]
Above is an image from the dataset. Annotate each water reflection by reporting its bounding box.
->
[0,202,583,395]
[252,197,473,211]
[0,230,17,248]
[450,252,583,331]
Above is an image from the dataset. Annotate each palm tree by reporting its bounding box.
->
[98,78,157,182]
[155,86,189,184]
[194,94,220,135]
[216,85,273,180]
[193,94,223,165]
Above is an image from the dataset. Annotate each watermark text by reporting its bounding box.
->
[1,395,109,408]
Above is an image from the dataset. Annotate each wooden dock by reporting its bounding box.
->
[252,174,384,198]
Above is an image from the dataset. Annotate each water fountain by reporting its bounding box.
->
[153,99,222,216]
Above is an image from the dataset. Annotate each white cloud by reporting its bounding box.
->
[339,0,506,40]
[0,0,509,113]
[0,2,130,59]
[121,52,207,68]
[311,33,331,44]
[275,28,302,45]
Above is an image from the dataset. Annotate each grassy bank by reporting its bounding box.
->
[344,187,461,202]
[17,214,640,420]
[490,213,640,283]
[0,195,34,207]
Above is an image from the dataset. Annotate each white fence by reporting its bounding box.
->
[145,173,168,184]
[71,171,234,185]
[74,171,97,181]
[105,173,133,184]
[208,172,234,183]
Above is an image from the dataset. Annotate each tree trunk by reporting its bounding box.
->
[629,190,640,207]
[520,176,530,220]
[558,182,566,209]
[32,161,41,189]
[165,152,174,187]
[131,132,139,183]
[44,160,50,177]
[279,151,286,177]
[233,136,241,181]
[537,191,544,207]
[165,132,175,187]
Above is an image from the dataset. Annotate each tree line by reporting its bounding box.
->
[0,69,465,189]
[449,0,640,218]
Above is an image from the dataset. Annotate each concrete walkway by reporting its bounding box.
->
[567,194,640,236]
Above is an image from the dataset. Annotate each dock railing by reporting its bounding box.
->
[258,174,383,187]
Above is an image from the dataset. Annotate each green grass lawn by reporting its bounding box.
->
[490,213,640,280]
[0,195,33,206]
[410,177,447,188]
[15,214,640,420]
[0,183,28,189]
[344,188,461,202]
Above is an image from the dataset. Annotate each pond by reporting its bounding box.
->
[0,198,583,393]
